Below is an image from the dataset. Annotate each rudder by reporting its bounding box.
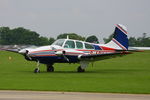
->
[105,24,128,50]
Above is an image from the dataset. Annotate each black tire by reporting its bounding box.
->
[34,68,40,73]
[47,66,54,72]
[77,66,85,72]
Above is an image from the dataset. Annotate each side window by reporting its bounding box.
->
[85,43,94,49]
[76,41,83,49]
[64,40,75,48]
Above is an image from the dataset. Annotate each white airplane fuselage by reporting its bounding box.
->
[7,24,131,73]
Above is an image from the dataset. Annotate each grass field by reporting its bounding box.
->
[0,51,150,94]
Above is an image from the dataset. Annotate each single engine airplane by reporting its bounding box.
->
[4,24,133,73]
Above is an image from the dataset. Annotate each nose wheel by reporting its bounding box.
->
[34,68,40,73]
[34,60,40,73]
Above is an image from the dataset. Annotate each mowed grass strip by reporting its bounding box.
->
[0,51,150,94]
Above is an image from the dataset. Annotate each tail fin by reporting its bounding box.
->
[105,24,128,50]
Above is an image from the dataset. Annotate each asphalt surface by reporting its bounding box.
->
[0,90,150,100]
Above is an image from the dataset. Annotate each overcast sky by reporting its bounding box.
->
[0,0,149,42]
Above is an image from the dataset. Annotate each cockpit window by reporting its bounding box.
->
[76,41,83,49]
[52,39,65,46]
[64,40,75,48]
[85,43,94,49]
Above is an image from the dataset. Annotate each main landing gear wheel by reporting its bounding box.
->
[34,68,40,73]
[77,66,85,72]
[47,65,54,72]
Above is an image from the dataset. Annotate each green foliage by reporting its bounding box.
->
[0,27,11,44]
[86,35,99,43]
[0,51,150,94]
[103,33,114,43]
[129,33,150,47]
[57,33,85,41]
[128,37,137,46]
[38,36,49,45]
[11,27,40,45]
[1,26,149,47]
[49,37,55,45]
[103,33,150,47]
[0,27,55,46]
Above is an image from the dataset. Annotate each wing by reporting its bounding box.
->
[2,49,19,53]
[79,51,131,61]
[0,48,19,53]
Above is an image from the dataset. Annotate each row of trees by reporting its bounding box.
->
[103,33,150,47]
[0,26,150,47]
[129,33,150,47]
[0,27,99,46]
[0,27,55,46]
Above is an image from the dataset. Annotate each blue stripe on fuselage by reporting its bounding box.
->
[93,45,102,50]
[31,51,55,55]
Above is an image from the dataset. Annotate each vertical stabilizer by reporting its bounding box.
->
[105,24,128,50]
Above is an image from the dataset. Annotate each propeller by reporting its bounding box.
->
[24,50,32,61]
[62,54,69,62]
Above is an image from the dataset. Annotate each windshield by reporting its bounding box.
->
[52,39,65,47]
[64,40,75,48]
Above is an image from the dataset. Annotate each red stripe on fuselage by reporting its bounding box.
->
[30,49,116,57]
[100,46,115,50]
[116,24,127,34]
